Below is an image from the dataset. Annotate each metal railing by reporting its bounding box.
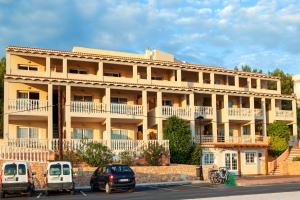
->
[8,99,48,112]
[71,101,106,113]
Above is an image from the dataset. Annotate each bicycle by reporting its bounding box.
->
[208,167,229,184]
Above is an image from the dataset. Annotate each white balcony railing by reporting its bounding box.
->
[8,99,48,112]
[228,108,252,118]
[254,109,263,118]
[276,110,293,118]
[71,101,106,113]
[195,106,213,118]
[110,103,143,116]
[162,106,191,118]
[4,138,49,150]
[194,135,268,144]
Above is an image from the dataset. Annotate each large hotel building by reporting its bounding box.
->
[3,46,297,175]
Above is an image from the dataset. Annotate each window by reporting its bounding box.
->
[162,99,173,106]
[73,95,92,102]
[111,97,127,104]
[49,164,61,176]
[4,164,17,176]
[243,126,250,135]
[69,68,88,74]
[245,152,256,164]
[104,72,121,77]
[202,152,214,165]
[18,164,26,175]
[17,91,39,100]
[109,165,133,173]
[73,128,93,139]
[63,164,70,175]
[151,76,163,80]
[18,64,38,71]
[111,129,129,140]
[17,127,38,139]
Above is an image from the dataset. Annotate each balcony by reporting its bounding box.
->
[71,101,106,114]
[228,108,252,120]
[194,135,268,145]
[195,106,213,119]
[110,103,143,116]
[254,109,264,119]
[275,110,294,121]
[162,106,191,119]
[8,99,48,114]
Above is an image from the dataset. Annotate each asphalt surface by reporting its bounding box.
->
[4,182,300,200]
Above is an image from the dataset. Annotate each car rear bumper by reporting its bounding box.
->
[47,182,73,191]
[110,182,135,190]
[1,183,30,192]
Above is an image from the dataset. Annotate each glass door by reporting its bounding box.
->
[225,153,238,171]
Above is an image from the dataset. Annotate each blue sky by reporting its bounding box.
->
[1,0,300,74]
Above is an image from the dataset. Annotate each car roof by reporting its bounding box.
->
[48,161,72,165]
[3,161,29,165]
[107,164,129,167]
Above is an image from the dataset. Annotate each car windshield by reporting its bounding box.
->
[49,164,61,176]
[18,164,26,175]
[63,164,70,175]
[4,164,17,176]
[109,165,132,173]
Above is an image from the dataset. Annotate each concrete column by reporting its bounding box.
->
[97,61,103,80]
[210,73,215,85]
[198,71,203,85]
[257,79,261,89]
[250,96,255,143]
[106,117,111,148]
[190,93,195,139]
[247,77,251,90]
[177,69,182,82]
[46,57,51,77]
[261,98,267,137]
[224,94,229,142]
[48,84,53,149]
[65,85,71,140]
[3,80,9,140]
[63,58,68,78]
[157,91,163,140]
[235,76,239,88]
[5,53,11,75]
[292,99,298,139]
[142,90,148,140]
[270,98,276,123]
[277,80,281,93]
[147,66,151,82]
[212,93,218,142]
[105,88,111,112]
[133,64,138,82]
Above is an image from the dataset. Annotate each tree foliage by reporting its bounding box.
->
[163,116,193,164]
[234,64,262,73]
[142,142,166,166]
[78,142,114,167]
[0,57,5,138]
[267,121,290,157]
[189,144,201,165]
[268,68,293,95]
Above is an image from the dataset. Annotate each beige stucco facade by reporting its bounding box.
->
[3,46,298,175]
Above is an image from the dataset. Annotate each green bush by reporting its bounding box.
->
[119,151,135,166]
[63,149,81,164]
[142,142,166,166]
[189,144,201,165]
[163,116,193,164]
[292,156,300,161]
[268,121,290,157]
[78,142,114,167]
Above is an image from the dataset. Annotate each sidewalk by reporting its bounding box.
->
[236,175,300,186]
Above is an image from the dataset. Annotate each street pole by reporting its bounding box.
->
[196,116,204,180]
[58,85,63,160]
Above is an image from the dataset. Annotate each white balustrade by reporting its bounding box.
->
[8,99,48,112]
[4,139,48,150]
[228,108,252,117]
[254,109,263,118]
[110,103,143,115]
[162,106,191,118]
[195,106,213,118]
[71,101,106,113]
[276,110,293,118]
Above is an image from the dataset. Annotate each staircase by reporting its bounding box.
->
[287,147,300,161]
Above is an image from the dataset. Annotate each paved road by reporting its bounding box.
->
[4,182,300,200]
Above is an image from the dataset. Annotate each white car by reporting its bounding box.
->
[45,161,74,195]
[0,161,35,198]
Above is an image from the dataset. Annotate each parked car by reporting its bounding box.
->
[45,161,74,195]
[90,164,135,193]
[0,161,35,198]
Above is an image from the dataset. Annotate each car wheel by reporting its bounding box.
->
[105,183,111,194]
[70,190,75,195]
[0,191,5,198]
